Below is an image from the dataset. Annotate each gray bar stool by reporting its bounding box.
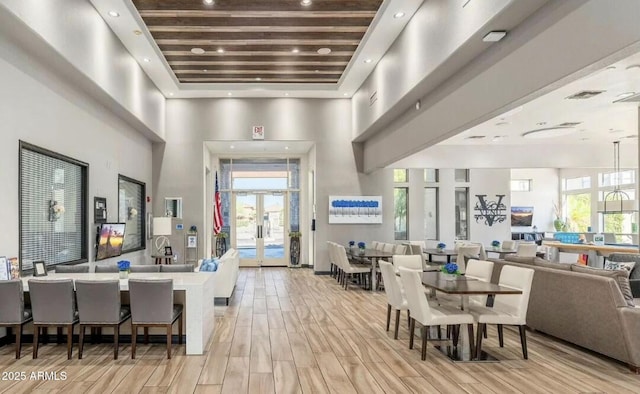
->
[130,265,161,273]
[55,265,90,273]
[29,279,78,359]
[94,265,119,273]
[75,280,131,359]
[160,264,194,272]
[0,281,33,358]
[129,279,183,359]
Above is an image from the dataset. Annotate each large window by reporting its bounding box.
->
[424,169,438,183]
[455,187,469,240]
[563,176,591,191]
[118,175,146,253]
[393,169,408,183]
[599,170,635,187]
[394,187,408,240]
[424,188,439,240]
[565,193,591,232]
[19,142,88,272]
[511,179,532,192]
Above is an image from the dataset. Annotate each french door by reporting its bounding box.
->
[233,192,288,267]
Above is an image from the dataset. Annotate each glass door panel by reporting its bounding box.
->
[235,193,258,265]
[262,193,286,266]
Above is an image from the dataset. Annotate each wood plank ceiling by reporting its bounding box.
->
[131,0,384,84]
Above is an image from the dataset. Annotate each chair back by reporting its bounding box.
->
[494,265,535,324]
[371,241,380,250]
[0,281,25,324]
[407,243,422,256]
[456,245,481,274]
[335,244,352,270]
[75,280,121,324]
[55,265,90,273]
[29,279,76,324]
[95,265,119,273]
[379,261,405,309]
[382,243,395,253]
[398,267,432,326]
[129,279,174,323]
[516,243,537,257]
[375,242,385,251]
[393,255,422,272]
[327,242,339,270]
[131,265,161,273]
[454,240,469,252]
[502,240,516,250]
[471,243,488,260]
[465,259,495,307]
[160,264,195,272]
[393,244,407,255]
[425,240,439,249]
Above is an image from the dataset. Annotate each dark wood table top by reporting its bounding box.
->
[345,248,393,259]
[485,247,517,254]
[420,272,522,295]
[423,248,457,256]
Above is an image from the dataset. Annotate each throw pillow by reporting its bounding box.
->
[571,264,634,307]
[604,260,636,274]
[211,260,219,272]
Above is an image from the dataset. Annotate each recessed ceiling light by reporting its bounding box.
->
[133,30,142,36]
[191,47,205,55]
[616,92,636,99]
[482,31,507,42]
[317,48,331,55]
[536,122,547,126]
[343,93,349,97]
[301,0,312,5]
[626,64,640,70]
[415,100,421,110]
[393,12,405,18]
[143,58,150,63]
[216,48,225,54]
[168,93,174,96]
[108,10,120,17]
[230,145,235,149]
[315,70,320,73]
[203,0,214,4]
[256,77,262,81]
[284,93,289,96]
[285,146,289,150]
[227,92,232,96]
[203,69,207,72]
[292,48,299,53]
[364,59,373,63]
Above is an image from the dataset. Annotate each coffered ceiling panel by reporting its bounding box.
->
[131,0,384,84]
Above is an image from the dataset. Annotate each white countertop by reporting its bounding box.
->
[21,272,214,291]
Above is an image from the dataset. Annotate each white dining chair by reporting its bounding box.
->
[371,241,380,250]
[502,240,516,250]
[379,261,410,339]
[464,259,495,308]
[336,244,371,290]
[393,244,408,256]
[375,242,386,251]
[516,243,538,258]
[471,265,535,359]
[455,245,481,274]
[398,267,475,360]
[392,255,423,272]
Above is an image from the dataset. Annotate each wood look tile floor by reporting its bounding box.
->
[1,268,640,393]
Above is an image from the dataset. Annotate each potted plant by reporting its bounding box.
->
[553,201,565,232]
[357,241,366,255]
[441,262,460,281]
[436,242,446,253]
[289,231,302,267]
[215,232,228,257]
[117,260,130,279]
[348,240,355,250]
[491,240,501,249]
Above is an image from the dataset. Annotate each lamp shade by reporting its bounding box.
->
[597,199,638,213]
[153,217,172,236]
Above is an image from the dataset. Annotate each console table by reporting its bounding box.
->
[543,241,639,268]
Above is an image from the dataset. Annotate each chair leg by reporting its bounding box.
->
[483,324,487,338]
[407,310,411,328]
[114,325,120,360]
[519,325,528,359]
[497,324,504,347]
[131,324,137,359]
[14,324,22,359]
[78,325,85,359]
[33,326,39,359]
[178,316,183,345]
[452,325,459,347]
[409,318,415,349]
[67,324,73,360]
[475,323,485,360]
[144,327,149,344]
[57,327,63,344]
[421,326,428,361]
[394,309,400,340]
[468,324,475,359]
[226,298,229,306]
[166,324,172,359]
[385,304,391,332]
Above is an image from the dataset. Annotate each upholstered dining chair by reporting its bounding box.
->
[471,265,535,359]
[160,264,195,273]
[128,279,183,359]
[502,240,516,250]
[516,243,538,258]
[336,244,370,290]
[379,261,409,339]
[95,265,119,273]
[464,260,495,308]
[393,244,408,256]
[371,241,380,250]
[392,255,423,272]
[55,265,90,273]
[454,245,481,274]
[0,281,32,358]
[75,280,131,359]
[131,265,161,273]
[398,267,475,360]
[29,279,78,359]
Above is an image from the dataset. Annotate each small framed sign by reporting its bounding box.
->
[252,125,265,140]
[33,261,48,277]
[0,256,8,280]
[164,246,173,256]
[187,235,197,248]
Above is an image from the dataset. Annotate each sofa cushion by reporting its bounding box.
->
[504,255,536,265]
[605,260,636,275]
[571,264,634,307]
[534,259,571,271]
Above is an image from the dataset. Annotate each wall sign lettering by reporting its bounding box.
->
[474,194,507,226]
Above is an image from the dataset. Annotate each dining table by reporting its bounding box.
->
[345,248,393,291]
[420,271,522,362]
[423,248,458,263]
[484,247,517,259]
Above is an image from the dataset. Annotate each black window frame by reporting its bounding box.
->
[117,174,146,253]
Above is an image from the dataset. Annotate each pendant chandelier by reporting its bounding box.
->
[598,141,636,214]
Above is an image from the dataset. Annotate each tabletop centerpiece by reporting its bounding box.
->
[491,240,501,249]
[118,260,131,279]
[357,241,366,255]
[441,262,460,281]
[436,242,446,253]
[348,240,355,251]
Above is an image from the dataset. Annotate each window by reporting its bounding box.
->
[600,213,637,243]
[118,175,146,253]
[565,193,591,232]
[455,169,469,182]
[563,176,591,191]
[424,187,439,239]
[19,142,88,272]
[511,179,532,192]
[424,169,439,183]
[455,187,469,240]
[394,187,408,240]
[599,170,635,187]
[394,169,408,183]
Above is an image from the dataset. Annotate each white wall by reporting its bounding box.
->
[0,19,153,266]
[511,168,559,232]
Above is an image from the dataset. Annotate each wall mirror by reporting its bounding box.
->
[165,197,183,218]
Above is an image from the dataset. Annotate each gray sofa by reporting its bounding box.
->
[488,256,640,372]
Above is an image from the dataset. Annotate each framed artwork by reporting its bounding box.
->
[94,196,107,224]
[33,261,48,277]
[187,235,197,248]
[164,246,173,256]
[0,257,8,280]
[328,196,382,224]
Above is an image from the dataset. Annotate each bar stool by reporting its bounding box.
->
[75,280,131,359]
[29,279,78,359]
[160,264,194,272]
[0,281,32,358]
[130,265,161,273]
[129,279,183,359]
[55,265,90,273]
[95,265,119,273]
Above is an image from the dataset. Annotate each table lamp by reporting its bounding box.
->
[153,217,172,255]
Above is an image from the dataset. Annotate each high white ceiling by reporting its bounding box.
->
[89,0,423,99]
[205,140,313,155]
[440,51,640,146]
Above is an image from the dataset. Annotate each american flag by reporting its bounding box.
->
[213,172,223,234]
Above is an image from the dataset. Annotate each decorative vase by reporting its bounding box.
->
[215,236,227,257]
[553,219,564,232]
[443,273,457,281]
[437,247,444,253]
[358,248,365,256]
[119,270,129,279]
[290,236,301,267]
